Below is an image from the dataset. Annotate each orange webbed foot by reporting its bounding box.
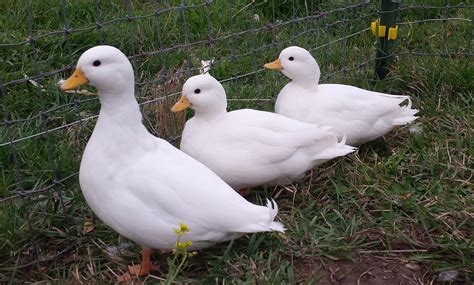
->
[128,262,160,276]
[126,246,160,277]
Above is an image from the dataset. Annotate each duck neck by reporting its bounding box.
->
[97,85,145,133]
[194,101,227,121]
[194,107,227,121]
[287,62,320,90]
[292,77,319,90]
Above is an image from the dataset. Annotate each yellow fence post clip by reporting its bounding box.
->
[371,18,397,40]
[371,18,377,35]
[371,18,379,36]
[388,25,398,40]
[371,18,387,38]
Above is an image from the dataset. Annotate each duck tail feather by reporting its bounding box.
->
[339,132,347,145]
[393,97,419,125]
[266,199,285,232]
[312,134,356,160]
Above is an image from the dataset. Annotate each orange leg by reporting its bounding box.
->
[128,247,159,276]
[237,188,250,197]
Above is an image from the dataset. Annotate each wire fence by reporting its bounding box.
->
[0,0,472,271]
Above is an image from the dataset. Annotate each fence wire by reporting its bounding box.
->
[0,0,472,271]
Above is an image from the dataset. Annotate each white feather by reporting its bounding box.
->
[200,59,214,74]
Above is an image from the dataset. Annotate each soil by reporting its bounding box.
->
[293,254,429,285]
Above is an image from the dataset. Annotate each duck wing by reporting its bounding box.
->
[123,139,285,233]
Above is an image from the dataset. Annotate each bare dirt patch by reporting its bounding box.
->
[294,254,429,284]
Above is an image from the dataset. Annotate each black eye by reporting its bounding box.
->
[194,88,201,94]
[289,56,294,61]
[93,60,101,67]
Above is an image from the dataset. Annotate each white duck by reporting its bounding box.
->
[60,46,284,276]
[171,73,355,192]
[264,46,419,146]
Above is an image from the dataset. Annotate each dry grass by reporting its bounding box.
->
[141,64,187,142]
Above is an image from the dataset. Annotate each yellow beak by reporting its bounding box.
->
[263,59,282,70]
[171,95,191,112]
[60,68,89,91]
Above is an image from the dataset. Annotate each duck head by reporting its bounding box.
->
[60,45,134,95]
[171,74,227,117]
[264,46,320,85]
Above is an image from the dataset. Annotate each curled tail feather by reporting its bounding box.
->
[312,133,356,160]
[266,199,285,232]
[339,132,347,146]
[392,96,419,125]
[405,96,412,109]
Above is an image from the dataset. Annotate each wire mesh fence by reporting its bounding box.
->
[0,0,472,275]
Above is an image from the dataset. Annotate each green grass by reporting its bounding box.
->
[0,0,473,283]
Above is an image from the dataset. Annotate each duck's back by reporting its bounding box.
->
[276,83,417,145]
[180,114,300,188]
[181,109,353,188]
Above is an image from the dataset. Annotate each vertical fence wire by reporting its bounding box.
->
[57,0,73,246]
[250,7,261,104]
[125,0,140,117]
[152,0,166,80]
[269,0,280,106]
[23,0,40,268]
[1,83,25,197]
[69,0,89,168]
[204,0,214,68]
[95,0,104,44]
[443,4,449,54]
[180,0,192,78]
[225,0,243,101]
[28,0,68,215]
[290,0,296,46]
[469,12,473,56]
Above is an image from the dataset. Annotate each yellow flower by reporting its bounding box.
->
[175,240,193,250]
[173,223,190,236]
[179,223,190,233]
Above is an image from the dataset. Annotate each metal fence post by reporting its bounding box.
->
[373,0,400,80]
